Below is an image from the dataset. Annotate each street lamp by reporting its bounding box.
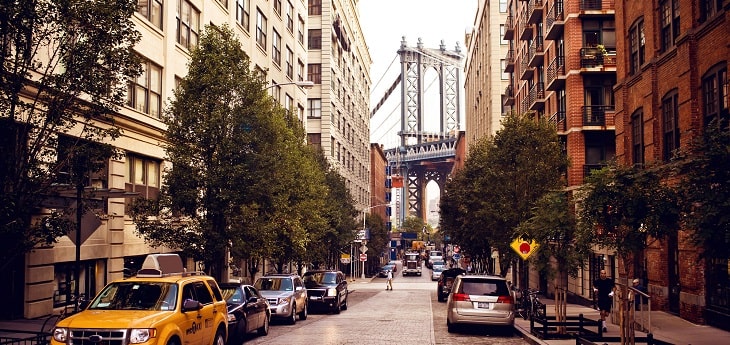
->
[265,80,314,90]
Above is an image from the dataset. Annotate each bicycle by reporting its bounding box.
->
[516,288,545,320]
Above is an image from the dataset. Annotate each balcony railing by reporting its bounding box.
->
[504,84,515,106]
[529,82,545,110]
[528,35,544,67]
[580,0,615,11]
[505,49,515,73]
[528,0,544,24]
[520,60,534,80]
[583,105,615,126]
[549,111,567,132]
[519,16,532,40]
[545,0,564,40]
[504,15,514,40]
[546,55,565,91]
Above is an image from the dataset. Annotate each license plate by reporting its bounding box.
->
[477,302,491,309]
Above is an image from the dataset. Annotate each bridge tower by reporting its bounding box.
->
[386,37,462,226]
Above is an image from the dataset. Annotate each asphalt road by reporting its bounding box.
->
[242,262,528,345]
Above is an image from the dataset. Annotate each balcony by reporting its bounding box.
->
[579,0,616,15]
[583,105,615,126]
[504,84,515,106]
[504,15,514,40]
[520,60,534,80]
[581,47,617,69]
[546,56,566,91]
[529,82,546,111]
[549,111,566,132]
[545,0,565,40]
[519,16,533,40]
[528,36,544,67]
[527,0,544,25]
[505,49,515,73]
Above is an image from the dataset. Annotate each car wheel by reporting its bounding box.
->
[214,329,226,345]
[333,300,341,314]
[341,295,348,310]
[446,319,456,333]
[298,301,308,320]
[258,313,269,336]
[288,302,297,324]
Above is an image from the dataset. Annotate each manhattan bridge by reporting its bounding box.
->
[370,37,463,229]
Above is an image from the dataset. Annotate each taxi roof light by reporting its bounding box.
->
[136,254,184,277]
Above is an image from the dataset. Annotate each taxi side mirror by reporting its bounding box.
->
[182,299,202,312]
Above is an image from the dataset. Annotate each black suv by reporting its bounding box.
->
[302,270,348,313]
[437,268,466,302]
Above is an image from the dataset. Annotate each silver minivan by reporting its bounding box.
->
[446,275,515,332]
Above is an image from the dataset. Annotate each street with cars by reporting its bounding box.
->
[240,260,527,345]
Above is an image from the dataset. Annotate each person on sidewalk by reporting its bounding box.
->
[386,270,393,290]
[594,269,615,333]
[632,278,648,310]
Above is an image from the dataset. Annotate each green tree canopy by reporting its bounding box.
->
[0,0,141,270]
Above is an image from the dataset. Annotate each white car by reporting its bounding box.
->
[431,266,445,281]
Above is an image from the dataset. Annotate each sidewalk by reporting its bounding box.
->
[514,297,730,345]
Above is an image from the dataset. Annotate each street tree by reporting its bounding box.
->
[440,112,568,276]
[0,0,141,271]
[130,25,302,281]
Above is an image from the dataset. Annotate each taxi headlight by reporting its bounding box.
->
[53,327,68,342]
[326,288,337,297]
[129,329,156,344]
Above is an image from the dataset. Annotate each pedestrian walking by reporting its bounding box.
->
[632,278,648,310]
[593,269,615,333]
[386,270,393,290]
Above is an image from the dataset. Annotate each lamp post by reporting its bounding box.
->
[265,80,314,90]
[359,203,391,279]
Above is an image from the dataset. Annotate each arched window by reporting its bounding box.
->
[629,18,645,75]
[701,63,728,128]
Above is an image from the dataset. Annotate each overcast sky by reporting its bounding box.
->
[357,0,478,146]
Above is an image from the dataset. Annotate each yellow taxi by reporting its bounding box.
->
[51,254,228,345]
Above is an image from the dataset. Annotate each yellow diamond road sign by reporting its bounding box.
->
[510,238,539,260]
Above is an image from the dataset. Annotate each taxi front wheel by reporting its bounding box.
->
[213,329,225,345]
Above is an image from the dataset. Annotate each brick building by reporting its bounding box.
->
[613,0,729,328]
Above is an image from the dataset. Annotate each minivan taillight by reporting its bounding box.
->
[497,295,514,304]
[452,293,471,302]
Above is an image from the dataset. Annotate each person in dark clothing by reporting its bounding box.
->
[594,269,615,333]
[632,278,648,310]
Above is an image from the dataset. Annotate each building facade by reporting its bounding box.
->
[613,0,729,328]
[502,0,618,302]
[306,0,372,213]
[5,0,313,320]
[464,0,510,147]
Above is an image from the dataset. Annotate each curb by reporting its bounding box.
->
[514,321,549,345]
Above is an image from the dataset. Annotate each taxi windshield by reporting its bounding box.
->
[88,282,178,311]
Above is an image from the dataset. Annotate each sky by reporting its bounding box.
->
[358,0,479,147]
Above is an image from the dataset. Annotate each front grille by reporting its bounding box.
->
[307,290,325,298]
[69,329,128,345]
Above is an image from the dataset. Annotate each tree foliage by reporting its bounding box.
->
[439,112,569,276]
[0,0,141,270]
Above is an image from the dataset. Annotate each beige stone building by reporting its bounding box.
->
[464,0,511,148]
[9,0,316,320]
[306,0,372,212]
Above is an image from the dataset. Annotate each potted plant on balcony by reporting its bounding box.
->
[596,44,616,67]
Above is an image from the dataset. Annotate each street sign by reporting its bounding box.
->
[510,238,539,260]
[359,245,368,253]
[359,253,367,261]
[340,254,351,264]
[453,253,461,260]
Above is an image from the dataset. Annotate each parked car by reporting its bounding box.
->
[432,260,447,271]
[219,283,270,344]
[379,264,395,278]
[446,274,515,332]
[253,274,308,324]
[437,268,466,302]
[303,270,348,313]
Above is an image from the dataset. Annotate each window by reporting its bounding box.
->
[286,47,293,79]
[297,59,305,82]
[629,18,645,75]
[307,63,321,84]
[662,90,680,162]
[56,136,109,188]
[499,0,507,13]
[308,0,321,15]
[127,59,162,118]
[125,153,161,212]
[273,0,281,16]
[286,1,294,32]
[702,63,728,128]
[272,30,281,66]
[236,0,250,31]
[500,59,509,80]
[583,20,615,50]
[500,24,507,45]
[285,94,293,112]
[298,16,305,44]
[631,109,644,166]
[308,29,321,49]
[176,0,200,50]
[256,8,267,48]
[659,0,679,52]
[700,0,723,23]
[137,0,163,29]
[308,98,322,118]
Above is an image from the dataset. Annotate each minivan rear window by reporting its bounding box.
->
[460,278,509,296]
